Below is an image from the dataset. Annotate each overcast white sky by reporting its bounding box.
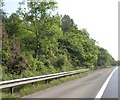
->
[3,0,119,60]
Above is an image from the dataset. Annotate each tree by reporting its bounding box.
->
[117,60,120,66]
[7,38,27,75]
[17,0,58,60]
[96,47,116,67]
[62,15,75,32]
[5,13,22,38]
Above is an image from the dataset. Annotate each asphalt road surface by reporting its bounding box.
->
[119,67,120,98]
[23,67,116,98]
[102,67,118,98]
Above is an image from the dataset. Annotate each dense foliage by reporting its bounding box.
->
[117,60,120,66]
[1,0,117,80]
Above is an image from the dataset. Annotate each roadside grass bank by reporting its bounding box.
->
[1,70,92,99]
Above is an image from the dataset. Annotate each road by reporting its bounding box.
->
[101,67,118,98]
[23,67,117,98]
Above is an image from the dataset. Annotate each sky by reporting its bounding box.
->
[3,0,119,60]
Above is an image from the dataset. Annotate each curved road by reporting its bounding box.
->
[23,67,117,98]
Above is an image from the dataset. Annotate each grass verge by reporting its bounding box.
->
[1,70,92,99]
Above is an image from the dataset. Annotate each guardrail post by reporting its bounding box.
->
[46,80,49,84]
[10,87,14,94]
[32,82,34,86]
[56,77,59,80]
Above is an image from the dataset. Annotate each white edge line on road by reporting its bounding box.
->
[95,67,118,99]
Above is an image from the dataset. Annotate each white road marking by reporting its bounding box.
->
[95,67,118,99]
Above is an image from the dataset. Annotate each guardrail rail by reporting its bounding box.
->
[0,69,89,94]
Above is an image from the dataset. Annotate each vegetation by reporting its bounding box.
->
[1,0,117,81]
[117,60,120,66]
[2,70,91,98]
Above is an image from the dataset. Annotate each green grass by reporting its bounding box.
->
[1,70,92,99]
